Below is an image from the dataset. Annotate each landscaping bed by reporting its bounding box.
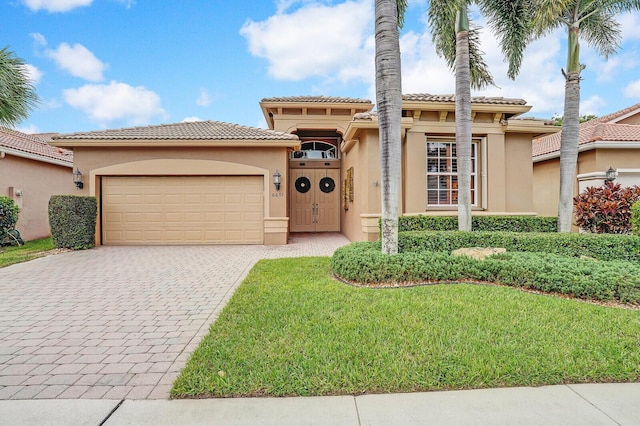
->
[331,232,640,305]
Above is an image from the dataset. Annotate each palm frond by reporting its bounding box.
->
[397,0,408,27]
[0,46,39,127]
[468,24,495,89]
[480,0,535,79]
[580,9,621,58]
[598,0,640,14]
[428,1,495,89]
[427,0,459,69]
[531,0,572,34]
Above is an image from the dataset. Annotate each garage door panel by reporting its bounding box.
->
[103,176,264,245]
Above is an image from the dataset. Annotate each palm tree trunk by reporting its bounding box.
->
[375,0,402,254]
[455,8,472,231]
[558,25,581,233]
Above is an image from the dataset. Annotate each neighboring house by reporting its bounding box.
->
[0,128,75,241]
[52,95,557,246]
[533,104,640,218]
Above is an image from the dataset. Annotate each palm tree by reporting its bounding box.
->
[533,1,640,233]
[375,0,407,255]
[0,46,39,127]
[428,1,533,231]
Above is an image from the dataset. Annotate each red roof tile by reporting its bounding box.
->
[403,93,527,105]
[53,120,300,141]
[533,104,640,158]
[0,127,73,165]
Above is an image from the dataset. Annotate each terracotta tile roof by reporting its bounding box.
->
[261,95,372,104]
[0,127,73,164]
[402,93,527,105]
[53,120,300,141]
[533,104,640,158]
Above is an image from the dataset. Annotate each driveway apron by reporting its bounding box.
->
[0,233,349,400]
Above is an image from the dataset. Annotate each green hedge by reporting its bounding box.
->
[632,202,640,236]
[396,215,558,232]
[398,231,640,262]
[331,242,640,303]
[48,195,97,250]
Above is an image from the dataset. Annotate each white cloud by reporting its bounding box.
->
[117,0,135,9]
[400,30,455,95]
[46,43,106,82]
[23,64,43,85]
[182,116,202,122]
[22,0,93,13]
[196,89,212,107]
[30,32,47,47]
[580,95,607,116]
[63,81,166,125]
[398,18,566,117]
[241,1,574,118]
[15,124,40,134]
[465,23,566,117]
[624,80,640,98]
[240,0,373,83]
[619,12,640,42]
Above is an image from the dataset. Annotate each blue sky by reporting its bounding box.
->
[3,0,640,134]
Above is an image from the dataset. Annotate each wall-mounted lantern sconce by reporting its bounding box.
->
[73,169,84,189]
[605,166,616,183]
[273,170,281,191]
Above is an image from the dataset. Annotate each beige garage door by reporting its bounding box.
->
[102,176,264,245]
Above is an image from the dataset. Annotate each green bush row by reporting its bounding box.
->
[331,242,640,303]
[632,202,640,236]
[396,215,558,233]
[398,230,640,262]
[48,195,97,250]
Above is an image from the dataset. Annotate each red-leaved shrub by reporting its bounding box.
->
[573,182,640,234]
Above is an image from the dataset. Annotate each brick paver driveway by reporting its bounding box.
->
[0,233,349,400]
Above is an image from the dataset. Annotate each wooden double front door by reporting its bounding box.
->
[290,169,340,232]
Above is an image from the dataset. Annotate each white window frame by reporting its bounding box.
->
[426,136,485,208]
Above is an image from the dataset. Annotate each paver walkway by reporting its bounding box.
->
[0,233,350,400]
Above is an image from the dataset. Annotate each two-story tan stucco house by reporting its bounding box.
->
[52,95,557,245]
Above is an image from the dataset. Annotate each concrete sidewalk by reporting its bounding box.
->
[0,383,638,425]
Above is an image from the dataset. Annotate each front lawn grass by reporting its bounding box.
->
[0,237,55,268]
[172,257,640,398]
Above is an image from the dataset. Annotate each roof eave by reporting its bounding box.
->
[50,139,301,148]
[402,101,531,116]
[533,140,640,162]
[259,100,375,131]
[342,117,413,153]
[505,121,561,138]
[0,146,73,167]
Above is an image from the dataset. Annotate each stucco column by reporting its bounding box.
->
[486,134,506,212]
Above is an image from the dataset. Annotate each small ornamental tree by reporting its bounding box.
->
[574,182,640,234]
[0,196,22,246]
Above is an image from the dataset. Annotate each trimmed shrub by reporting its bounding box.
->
[0,196,23,246]
[396,215,557,233]
[632,202,640,236]
[398,230,640,262]
[0,196,19,233]
[331,242,640,303]
[573,182,640,234]
[49,195,97,250]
